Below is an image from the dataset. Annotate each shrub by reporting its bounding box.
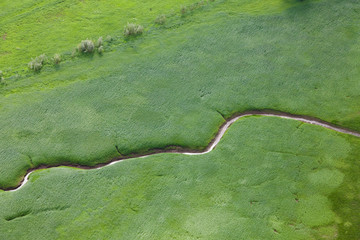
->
[155,15,166,25]
[37,54,47,64]
[77,40,95,53]
[96,37,103,48]
[124,23,144,37]
[0,71,4,85]
[53,54,61,65]
[28,54,47,71]
[98,46,104,54]
[28,60,42,71]
[71,48,77,58]
[105,35,113,42]
[181,1,206,15]
[181,6,188,15]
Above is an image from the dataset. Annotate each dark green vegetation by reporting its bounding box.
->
[1,0,360,239]
[0,0,359,189]
[0,117,359,239]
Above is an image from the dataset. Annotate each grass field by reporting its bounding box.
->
[0,117,359,239]
[0,0,199,74]
[0,0,312,76]
[0,0,359,189]
[1,0,360,239]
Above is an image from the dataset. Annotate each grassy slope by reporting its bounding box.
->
[0,117,359,239]
[0,0,359,188]
[0,0,198,74]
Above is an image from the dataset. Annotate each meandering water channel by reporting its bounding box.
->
[4,110,360,192]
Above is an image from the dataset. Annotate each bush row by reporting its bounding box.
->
[28,22,144,72]
[26,0,217,74]
[21,1,216,74]
[27,53,63,72]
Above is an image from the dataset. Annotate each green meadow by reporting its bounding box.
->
[0,0,360,239]
[0,0,359,189]
[0,117,359,239]
[0,0,198,74]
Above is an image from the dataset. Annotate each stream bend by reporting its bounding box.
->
[4,110,360,192]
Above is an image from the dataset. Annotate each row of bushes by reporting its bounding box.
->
[28,53,62,72]
[20,0,216,74]
[75,22,145,56]
[75,22,145,55]
[25,0,220,74]
[28,22,144,72]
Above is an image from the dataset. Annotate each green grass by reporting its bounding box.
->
[1,1,359,239]
[0,117,359,239]
[0,0,359,189]
[0,0,319,78]
[0,0,200,75]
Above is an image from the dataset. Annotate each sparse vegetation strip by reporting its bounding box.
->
[1,0,218,78]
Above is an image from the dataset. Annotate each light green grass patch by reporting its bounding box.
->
[0,0,199,73]
[297,194,337,227]
[308,169,344,194]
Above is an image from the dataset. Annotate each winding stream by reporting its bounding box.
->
[4,110,360,192]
